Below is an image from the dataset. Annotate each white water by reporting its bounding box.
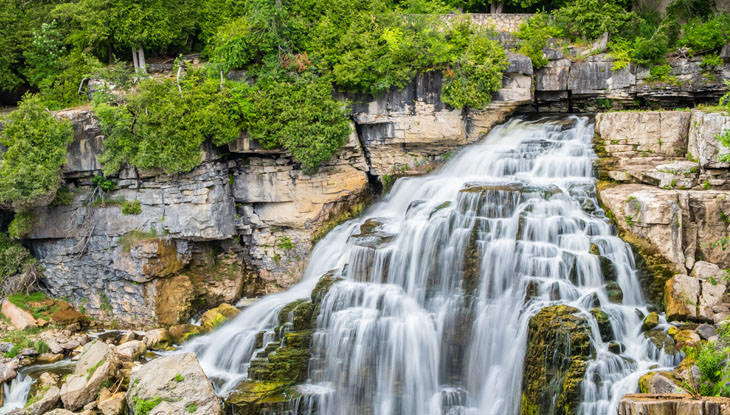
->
[186,116,677,414]
[0,373,33,414]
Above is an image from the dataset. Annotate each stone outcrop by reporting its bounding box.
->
[535,54,729,112]
[1,299,37,330]
[618,394,730,415]
[595,110,730,319]
[126,352,222,415]
[520,305,592,415]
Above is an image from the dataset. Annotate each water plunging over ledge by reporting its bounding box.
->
[184,115,678,415]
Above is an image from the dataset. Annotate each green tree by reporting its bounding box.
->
[0,94,74,209]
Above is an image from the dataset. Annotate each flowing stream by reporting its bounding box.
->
[186,115,678,415]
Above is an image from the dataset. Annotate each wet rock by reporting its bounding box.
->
[521,305,592,415]
[37,353,64,364]
[590,308,614,342]
[643,329,678,356]
[60,340,120,410]
[642,312,659,331]
[201,303,240,331]
[605,281,624,303]
[1,299,37,330]
[153,274,195,325]
[696,324,716,340]
[608,341,624,354]
[225,382,300,415]
[127,352,221,415]
[673,329,701,348]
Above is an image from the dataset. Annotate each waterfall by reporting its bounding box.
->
[187,115,676,415]
[0,373,33,414]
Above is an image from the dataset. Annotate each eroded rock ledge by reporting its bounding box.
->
[594,109,730,323]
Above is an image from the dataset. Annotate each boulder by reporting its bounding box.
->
[690,261,722,280]
[0,360,18,383]
[642,312,659,331]
[168,324,202,344]
[201,303,240,331]
[25,385,61,415]
[98,389,126,415]
[43,410,75,415]
[115,340,146,361]
[664,274,701,321]
[1,299,37,330]
[127,352,221,415]
[142,328,171,350]
[696,324,716,340]
[60,340,119,410]
[638,372,685,394]
[687,110,730,169]
[521,305,592,415]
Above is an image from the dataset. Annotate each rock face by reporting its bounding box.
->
[520,305,592,415]
[126,352,221,415]
[618,394,730,415]
[595,110,730,319]
[535,54,729,112]
[25,54,537,326]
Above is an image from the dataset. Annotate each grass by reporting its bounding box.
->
[134,397,162,415]
[7,292,60,320]
[86,358,106,380]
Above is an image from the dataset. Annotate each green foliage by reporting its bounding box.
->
[91,175,117,192]
[554,0,636,41]
[701,54,723,71]
[517,12,564,69]
[121,199,142,215]
[693,323,730,396]
[647,64,673,82]
[94,69,239,175]
[173,373,184,382]
[36,50,102,110]
[0,233,37,280]
[441,32,507,109]
[8,211,35,240]
[679,14,730,54]
[0,95,74,209]
[133,397,162,415]
[276,237,293,251]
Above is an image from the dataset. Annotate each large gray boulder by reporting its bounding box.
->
[127,352,221,415]
[60,340,119,410]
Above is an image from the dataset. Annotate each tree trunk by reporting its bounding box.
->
[131,47,139,72]
[137,47,146,74]
[107,43,113,64]
[490,1,503,13]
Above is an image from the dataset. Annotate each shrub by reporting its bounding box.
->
[647,64,673,82]
[441,34,507,109]
[0,94,74,210]
[693,323,730,396]
[701,53,723,71]
[94,69,240,175]
[517,12,564,69]
[554,0,637,41]
[679,14,730,54]
[8,211,35,239]
[121,199,142,215]
[0,233,36,279]
[242,74,352,173]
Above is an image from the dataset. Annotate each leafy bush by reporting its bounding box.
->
[517,12,564,69]
[121,199,142,215]
[679,14,730,54]
[0,94,74,210]
[94,69,239,175]
[441,34,508,109]
[91,176,116,192]
[693,323,730,396]
[0,233,36,279]
[701,54,723,71]
[554,0,636,40]
[242,74,352,173]
[8,211,35,239]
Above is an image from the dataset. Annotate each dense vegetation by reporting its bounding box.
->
[516,0,728,71]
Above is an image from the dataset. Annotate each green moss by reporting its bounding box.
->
[86,358,105,380]
[311,192,373,244]
[133,397,162,415]
[521,305,592,415]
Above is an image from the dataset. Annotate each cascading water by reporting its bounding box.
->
[0,373,33,414]
[186,115,678,415]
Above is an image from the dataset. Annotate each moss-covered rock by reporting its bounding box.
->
[590,307,614,342]
[224,381,301,415]
[201,303,240,331]
[521,305,593,415]
[642,312,659,331]
[643,329,679,356]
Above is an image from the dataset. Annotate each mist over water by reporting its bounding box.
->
[187,115,677,415]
